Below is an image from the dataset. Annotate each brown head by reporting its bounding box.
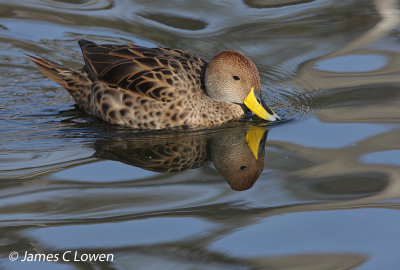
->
[204,50,279,121]
[211,126,267,191]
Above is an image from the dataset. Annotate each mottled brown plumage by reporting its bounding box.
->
[94,126,268,190]
[28,39,278,129]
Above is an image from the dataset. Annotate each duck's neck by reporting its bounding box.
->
[198,94,246,126]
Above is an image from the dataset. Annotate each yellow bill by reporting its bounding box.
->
[245,126,267,160]
[243,87,280,121]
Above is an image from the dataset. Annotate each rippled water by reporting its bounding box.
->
[1,0,400,269]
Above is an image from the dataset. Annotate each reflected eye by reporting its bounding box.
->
[233,75,240,81]
[240,165,247,170]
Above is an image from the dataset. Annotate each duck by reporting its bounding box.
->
[27,39,279,129]
[93,126,267,190]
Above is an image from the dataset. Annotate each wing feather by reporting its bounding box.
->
[78,39,206,102]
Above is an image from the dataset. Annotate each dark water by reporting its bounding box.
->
[1,0,400,269]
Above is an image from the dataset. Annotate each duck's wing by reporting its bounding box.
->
[79,39,206,102]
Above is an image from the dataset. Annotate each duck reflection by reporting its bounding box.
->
[93,126,268,191]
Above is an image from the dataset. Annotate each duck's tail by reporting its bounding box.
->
[26,54,92,112]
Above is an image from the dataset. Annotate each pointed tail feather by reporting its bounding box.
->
[26,54,92,112]
[25,54,71,88]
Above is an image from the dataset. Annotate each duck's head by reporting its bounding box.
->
[211,126,267,191]
[204,50,279,121]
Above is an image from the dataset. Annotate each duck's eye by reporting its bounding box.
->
[233,75,240,81]
[240,165,247,170]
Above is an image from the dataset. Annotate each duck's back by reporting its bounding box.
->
[79,40,205,94]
